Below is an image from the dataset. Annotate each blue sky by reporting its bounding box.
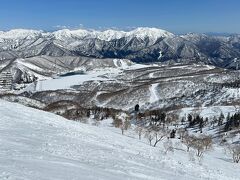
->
[0,0,239,33]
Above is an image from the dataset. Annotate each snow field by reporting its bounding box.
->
[0,100,240,180]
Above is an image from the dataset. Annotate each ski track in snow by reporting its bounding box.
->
[149,83,159,103]
[149,72,159,103]
[1,100,240,180]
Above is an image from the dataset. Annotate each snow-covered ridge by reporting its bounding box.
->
[0,27,174,42]
[0,29,43,39]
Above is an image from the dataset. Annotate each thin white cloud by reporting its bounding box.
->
[53,24,85,30]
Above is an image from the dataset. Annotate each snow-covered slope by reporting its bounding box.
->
[0,29,43,40]
[0,100,240,180]
[5,56,135,85]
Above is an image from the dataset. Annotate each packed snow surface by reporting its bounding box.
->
[0,100,240,180]
[36,71,107,91]
[35,63,147,91]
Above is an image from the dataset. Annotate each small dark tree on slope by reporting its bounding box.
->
[218,112,225,126]
[135,104,140,112]
[188,114,193,127]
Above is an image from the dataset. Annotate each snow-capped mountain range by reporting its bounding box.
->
[0,27,173,42]
[0,27,239,69]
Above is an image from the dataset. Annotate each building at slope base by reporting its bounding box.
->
[0,71,13,91]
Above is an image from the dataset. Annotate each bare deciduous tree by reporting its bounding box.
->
[201,135,213,150]
[120,120,131,135]
[144,130,154,146]
[183,133,194,152]
[92,119,100,126]
[135,126,145,140]
[112,117,122,128]
[163,139,174,154]
[191,138,205,157]
[153,128,168,147]
[226,144,240,163]
[185,135,213,157]
[166,112,179,126]
[145,127,168,147]
[178,128,187,140]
